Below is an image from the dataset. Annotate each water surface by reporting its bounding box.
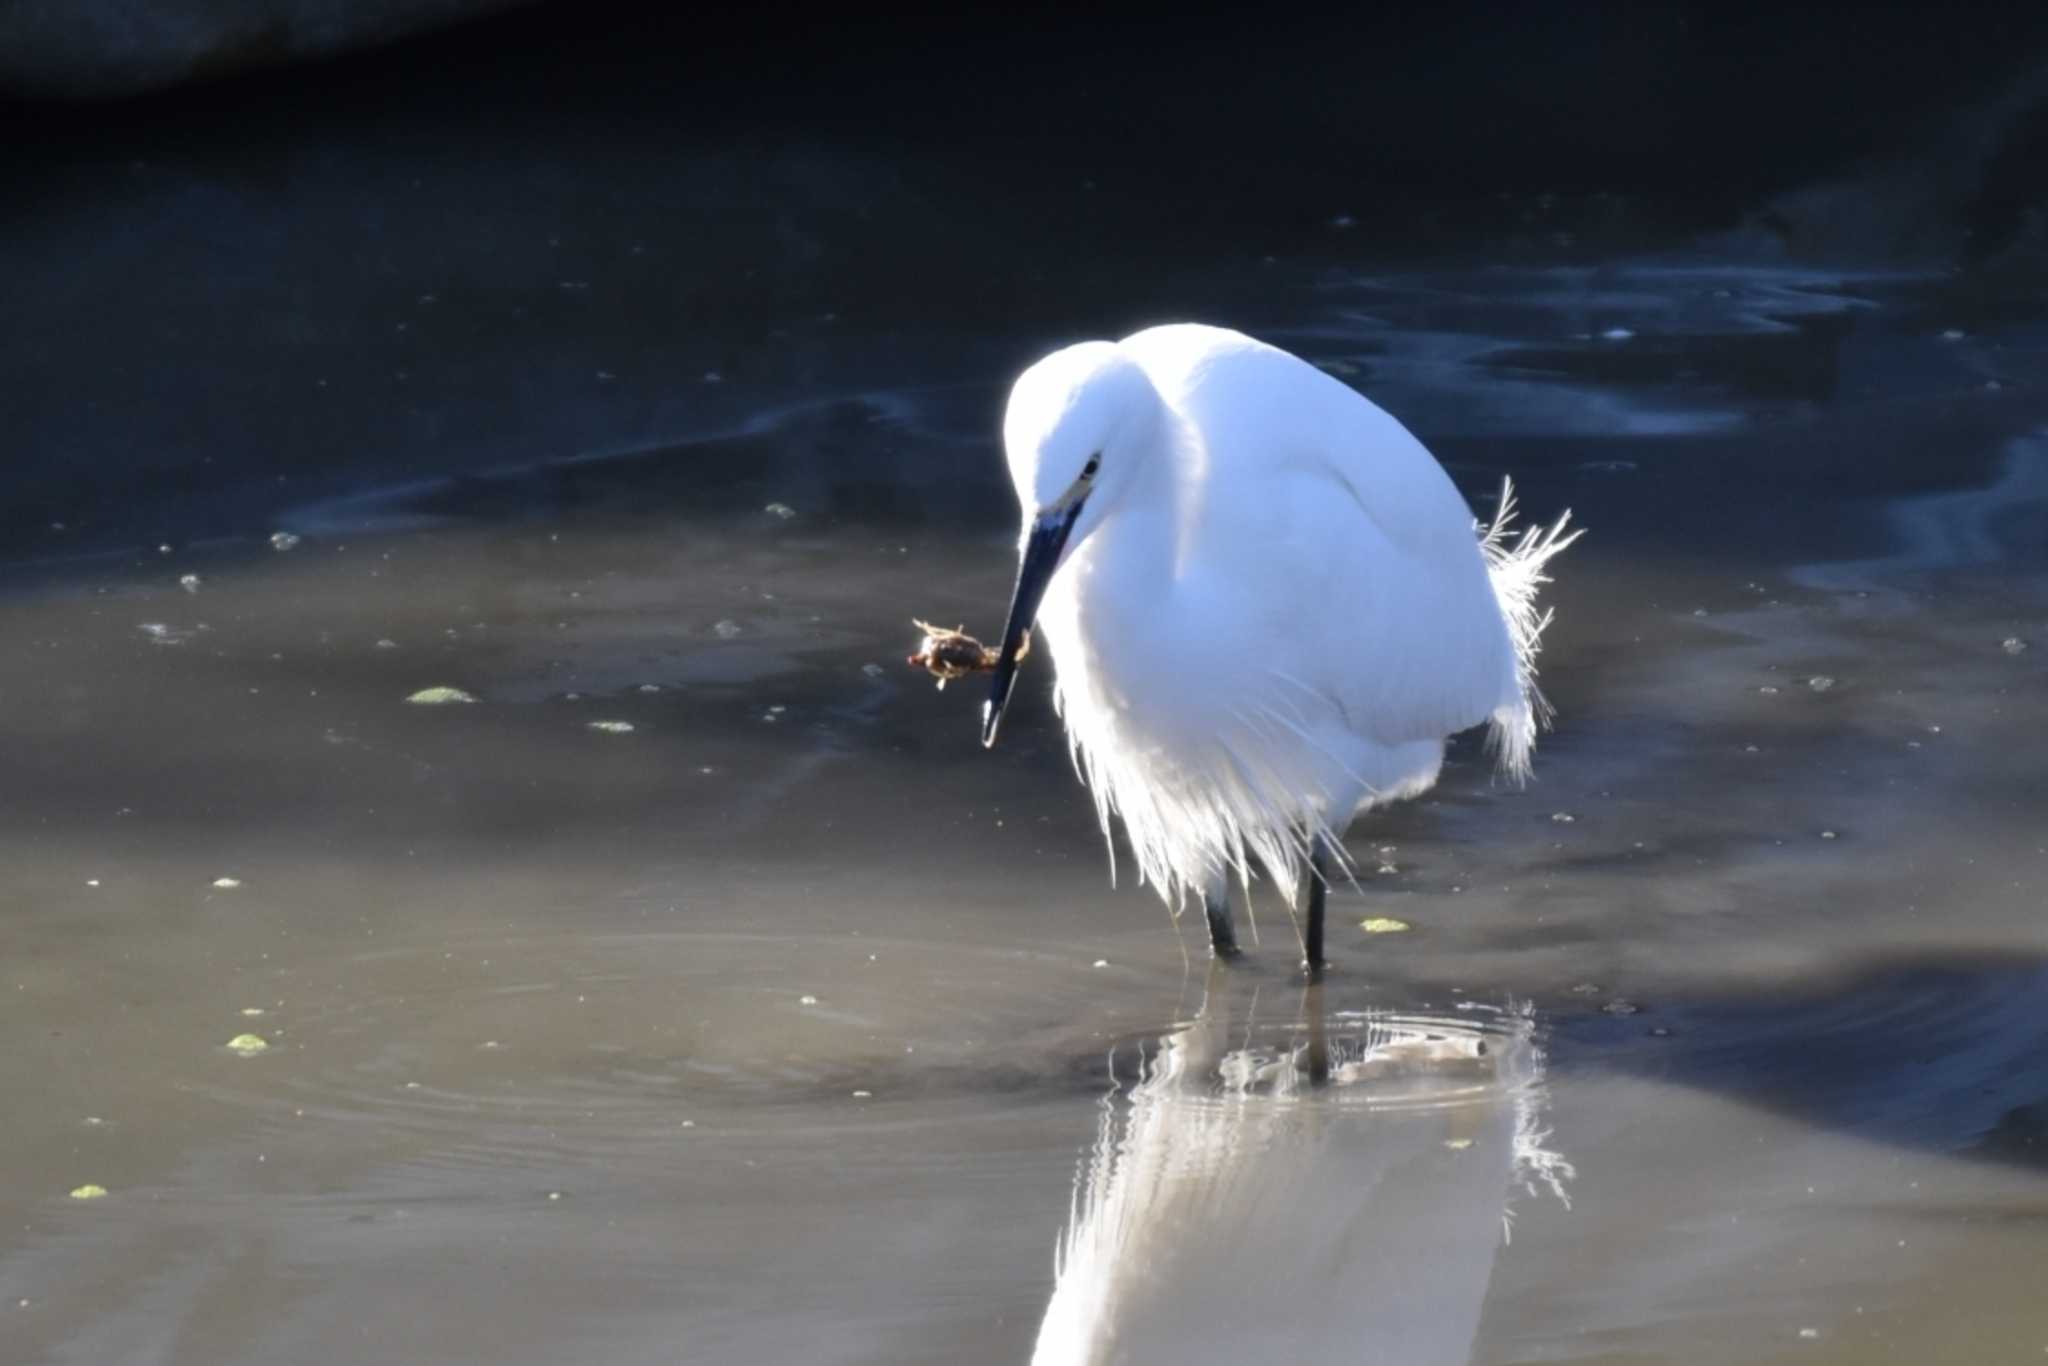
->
[4,90,2048,1366]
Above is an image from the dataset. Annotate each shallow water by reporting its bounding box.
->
[4,243,2045,1364]
[8,24,2048,1350]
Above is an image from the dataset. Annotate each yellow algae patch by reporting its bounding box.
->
[1358,917,1412,934]
[69,1185,109,1200]
[225,1033,271,1057]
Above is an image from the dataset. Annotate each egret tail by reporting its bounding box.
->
[1480,477,1583,784]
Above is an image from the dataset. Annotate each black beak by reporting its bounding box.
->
[982,502,1082,748]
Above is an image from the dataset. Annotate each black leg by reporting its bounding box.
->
[1303,837,1328,976]
[1203,882,1241,959]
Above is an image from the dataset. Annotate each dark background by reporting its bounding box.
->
[5,1,2047,557]
[13,5,2048,240]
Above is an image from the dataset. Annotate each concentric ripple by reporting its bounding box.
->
[179,928,1197,1164]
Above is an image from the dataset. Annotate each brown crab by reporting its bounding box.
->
[906,619,1029,690]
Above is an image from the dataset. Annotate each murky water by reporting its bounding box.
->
[4,247,2043,1364]
[7,35,2048,1360]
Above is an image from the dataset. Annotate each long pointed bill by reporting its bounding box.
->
[982,502,1082,748]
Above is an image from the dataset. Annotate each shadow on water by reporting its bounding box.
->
[1558,953,2048,1175]
[1032,967,1571,1366]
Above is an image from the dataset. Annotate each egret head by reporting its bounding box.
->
[1002,341,1157,516]
[983,342,1161,747]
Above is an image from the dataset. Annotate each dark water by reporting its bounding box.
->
[5,12,2048,1364]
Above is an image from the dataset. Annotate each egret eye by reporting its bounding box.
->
[1083,455,1101,479]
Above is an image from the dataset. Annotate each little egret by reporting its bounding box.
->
[980,324,1579,970]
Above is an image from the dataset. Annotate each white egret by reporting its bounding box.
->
[981,324,1579,969]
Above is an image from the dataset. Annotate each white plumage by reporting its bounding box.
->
[987,323,1578,918]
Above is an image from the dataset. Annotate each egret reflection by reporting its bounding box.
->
[1034,973,1571,1366]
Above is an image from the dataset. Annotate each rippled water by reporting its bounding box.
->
[3,248,2043,1364]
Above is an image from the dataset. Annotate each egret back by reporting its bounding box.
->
[1122,324,1528,755]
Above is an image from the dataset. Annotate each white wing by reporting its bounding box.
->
[1120,324,1524,749]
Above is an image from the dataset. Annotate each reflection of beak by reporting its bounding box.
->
[982,501,1083,748]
